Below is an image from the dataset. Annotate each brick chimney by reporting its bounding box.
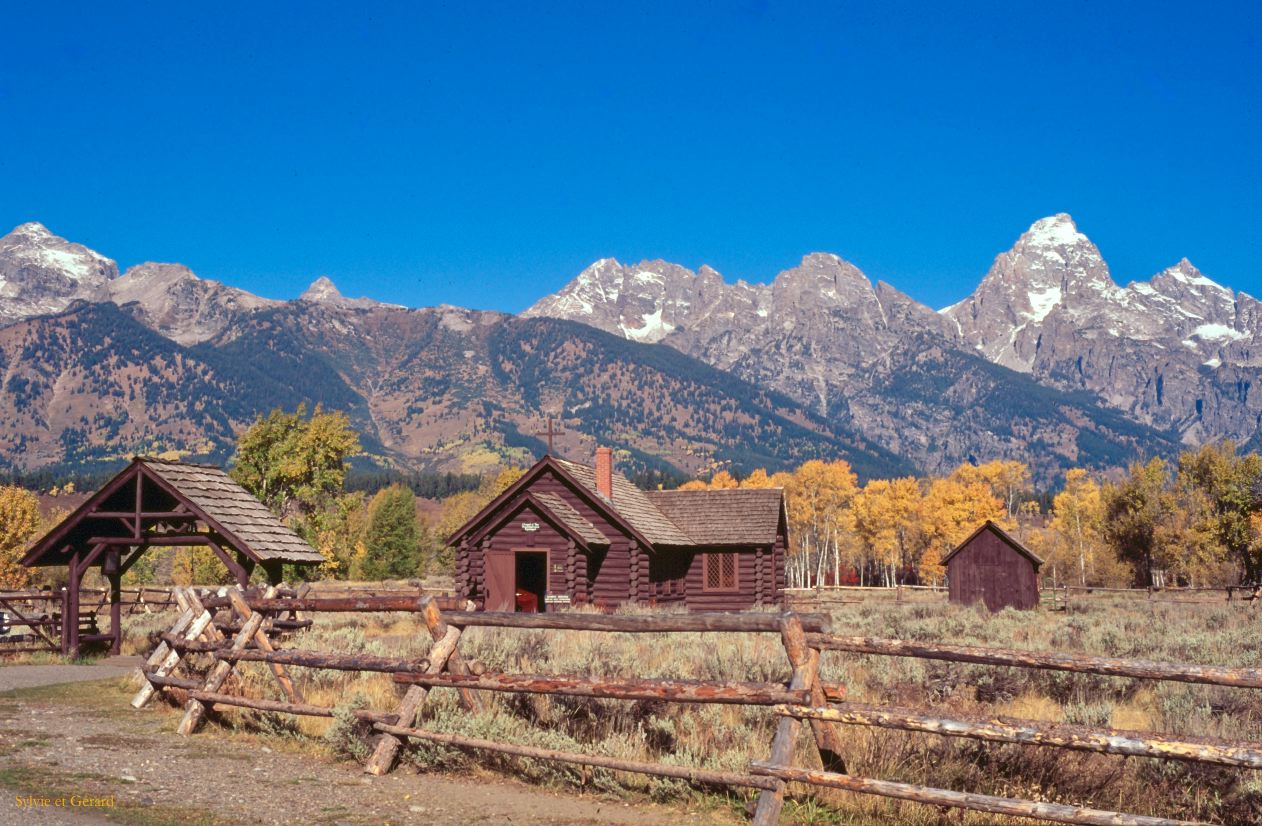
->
[595,447,613,501]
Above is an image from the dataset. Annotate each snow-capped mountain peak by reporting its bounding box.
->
[1023,213,1088,250]
[0,221,119,322]
[942,214,1122,370]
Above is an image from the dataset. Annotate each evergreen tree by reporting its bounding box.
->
[359,485,421,580]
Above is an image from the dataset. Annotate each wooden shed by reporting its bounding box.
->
[448,448,788,612]
[942,521,1042,612]
[21,457,325,655]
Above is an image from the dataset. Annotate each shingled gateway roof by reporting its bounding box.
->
[533,491,610,546]
[140,458,324,563]
[22,457,324,568]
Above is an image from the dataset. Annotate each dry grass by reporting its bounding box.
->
[130,596,1262,824]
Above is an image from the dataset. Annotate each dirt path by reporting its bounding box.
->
[0,657,143,693]
[0,672,740,826]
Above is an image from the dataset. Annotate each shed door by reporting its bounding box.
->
[485,551,515,612]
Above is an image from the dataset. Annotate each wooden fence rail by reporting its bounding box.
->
[131,586,1259,826]
[806,633,1262,688]
[786,584,1262,613]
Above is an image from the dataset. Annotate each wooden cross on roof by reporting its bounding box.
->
[533,416,566,456]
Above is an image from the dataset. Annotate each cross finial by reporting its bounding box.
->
[532,416,566,456]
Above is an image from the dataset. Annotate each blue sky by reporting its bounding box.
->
[2,2,1258,312]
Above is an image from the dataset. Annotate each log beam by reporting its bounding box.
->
[204,645,434,675]
[443,610,831,634]
[131,591,214,709]
[364,598,465,776]
[779,703,1262,769]
[391,671,809,705]
[225,588,302,703]
[808,634,1262,689]
[749,763,1204,826]
[198,595,433,613]
[176,586,275,735]
[374,723,782,791]
[187,689,397,724]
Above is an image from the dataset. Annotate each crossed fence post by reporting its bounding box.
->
[751,613,845,826]
[131,584,300,729]
[365,597,484,775]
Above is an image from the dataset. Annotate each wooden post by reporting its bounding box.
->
[177,585,278,735]
[225,587,302,703]
[262,560,284,586]
[783,614,846,773]
[132,589,217,709]
[107,551,122,656]
[133,604,194,683]
[59,585,70,655]
[67,551,82,657]
[751,613,839,826]
[364,598,469,775]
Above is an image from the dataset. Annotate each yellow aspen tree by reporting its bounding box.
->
[740,468,775,488]
[1048,468,1106,586]
[0,485,41,589]
[853,477,922,586]
[784,460,858,588]
[918,478,1005,583]
[950,460,1030,520]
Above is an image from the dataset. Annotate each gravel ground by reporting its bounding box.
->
[0,669,740,826]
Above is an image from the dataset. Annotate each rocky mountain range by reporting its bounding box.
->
[0,216,1240,485]
[527,214,1262,472]
[0,223,916,481]
[944,215,1262,447]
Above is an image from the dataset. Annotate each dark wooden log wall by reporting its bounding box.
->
[457,468,639,609]
[454,465,789,610]
[684,548,763,611]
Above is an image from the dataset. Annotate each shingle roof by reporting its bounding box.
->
[646,488,785,546]
[534,492,610,546]
[941,520,1044,567]
[554,458,694,546]
[140,458,325,564]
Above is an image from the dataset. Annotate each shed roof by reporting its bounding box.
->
[645,488,785,546]
[941,520,1044,568]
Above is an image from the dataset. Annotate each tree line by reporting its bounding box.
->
[4,404,1262,589]
[683,441,1262,589]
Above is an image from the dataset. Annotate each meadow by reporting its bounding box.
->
[128,593,1262,825]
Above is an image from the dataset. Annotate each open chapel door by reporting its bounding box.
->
[484,551,516,612]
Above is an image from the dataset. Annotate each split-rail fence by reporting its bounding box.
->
[132,586,1262,826]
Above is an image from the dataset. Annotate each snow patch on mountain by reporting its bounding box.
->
[1190,323,1246,342]
[621,307,674,342]
[1026,286,1062,322]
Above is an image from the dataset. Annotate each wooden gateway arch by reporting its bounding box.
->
[21,457,325,657]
